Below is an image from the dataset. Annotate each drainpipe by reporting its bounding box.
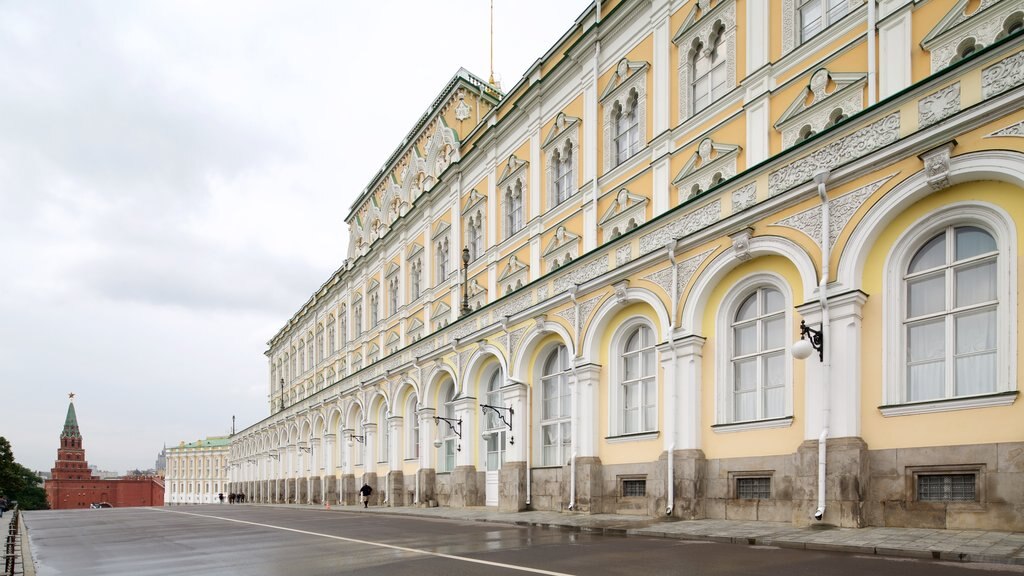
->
[813,169,831,522]
[867,0,877,106]
[666,241,679,516]
[567,286,580,511]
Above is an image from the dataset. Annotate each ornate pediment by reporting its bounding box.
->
[600,59,650,102]
[672,137,741,199]
[542,113,581,148]
[497,155,528,185]
[367,279,380,291]
[672,0,727,43]
[433,301,451,317]
[407,318,424,333]
[543,226,581,272]
[386,332,400,346]
[775,68,866,148]
[498,255,529,283]
[463,188,487,212]
[424,118,461,178]
[385,262,400,277]
[432,220,451,239]
[922,0,1022,72]
[407,242,423,258]
[599,189,649,242]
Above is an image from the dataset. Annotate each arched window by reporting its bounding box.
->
[730,287,786,422]
[353,301,363,336]
[484,369,506,471]
[438,381,456,473]
[298,340,306,373]
[410,259,422,300]
[467,213,483,261]
[799,0,848,43]
[369,291,379,327]
[540,344,571,466]
[904,226,997,401]
[436,237,449,284]
[618,323,657,434]
[378,404,389,464]
[613,90,640,165]
[307,333,314,368]
[316,325,324,363]
[388,276,399,317]
[327,317,336,354]
[406,395,420,460]
[553,141,575,205]
[505,181,524,237]
[339,306,348,346]
[691,28,726,113]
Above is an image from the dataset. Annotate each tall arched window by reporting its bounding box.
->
[619,323,656,434]
[691,30,726,114]
[327,316,336,354]
[316,325,324,363]
[438,381,456,473]
[505,181,524,237]
[339,306,348,346]
[540,344,571,466]
[299,340,306,373]
[369,291,379,327]
[406,395,420,460]
[730,287,785,422]
[613,90,640,166]
[484,369,506,471]
[553,141,574,205]
[905,226,997,401]
[388,276,399,317]
[436,237,449,284]
[307,332,314,368]
[353,301,363,336]
[410,258,422,300]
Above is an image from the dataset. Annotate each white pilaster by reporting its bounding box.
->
[452,395,477,467]
[746,0,769,75]
[878,3,912,99]
[418,407,437,469]
[363,422,378,469]
[387,415,403,470]
[572,363,602,458]
[500,380,528,462]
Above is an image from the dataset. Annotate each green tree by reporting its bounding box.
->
[0,437,49,510]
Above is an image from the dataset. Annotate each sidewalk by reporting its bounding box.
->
[281,502,1024,566]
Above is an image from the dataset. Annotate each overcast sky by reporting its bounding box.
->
[1,0,592,475]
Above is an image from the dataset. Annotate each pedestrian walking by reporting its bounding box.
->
[0,495,7,518]
[228,493,235,504]
[218,492,225,504]
[358,483,373,508]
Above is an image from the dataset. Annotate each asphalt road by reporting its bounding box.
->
[24,506,1024,575]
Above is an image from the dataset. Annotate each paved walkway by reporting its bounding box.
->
[261,502,1024,566]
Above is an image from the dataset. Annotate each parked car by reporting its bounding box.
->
[90,502,112,509]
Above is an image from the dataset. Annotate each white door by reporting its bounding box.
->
[484,430,505,506]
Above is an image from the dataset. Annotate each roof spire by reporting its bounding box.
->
[489,0,499,89]
[62,397,81,439]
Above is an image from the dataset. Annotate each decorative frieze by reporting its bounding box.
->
[731,183,756,213]
[639,199,722,255]
[768,113,901,197]
[919,83,960,128]
[771,174,895,247]
[616,245,633,266]
[495,291,535,319]
[553,258,610,292]
[983,51,1024,99]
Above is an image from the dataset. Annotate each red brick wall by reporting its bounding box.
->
[45,478,165,509]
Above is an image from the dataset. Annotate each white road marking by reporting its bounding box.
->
[156,508,577,576]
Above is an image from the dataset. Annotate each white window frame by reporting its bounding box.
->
[609,318,659,437]
[387,275,399,317]
[438,381,457,473]
[882,204,1017,415]
[714,274,795,430]
[612,92,640,167]
[406,396,420,460]
[504,181,524,238]
[673,1,737,122]
[436,236,450,285]
[690,27,727,114]
[798,0,850,43]
[410,258,422,301]
[539,344,571,466]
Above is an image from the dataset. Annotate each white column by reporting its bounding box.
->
[583,45,599,252]
[323,434,336,477]
[529,128,541,220]
[342,430,354,475]
[745,95,770,168]
[572,363,602,458]
[452,395,477,467]
[387,416,403,470]
[364,423,378,469]
[418,407,437,469]
[311,438,322,475]
[501,380,528,462]
[676,335,705,449]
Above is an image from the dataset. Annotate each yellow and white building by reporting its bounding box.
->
[229,0,1024,529]
[165,437,230,504]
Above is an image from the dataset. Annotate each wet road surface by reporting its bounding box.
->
[25,506,1024,575]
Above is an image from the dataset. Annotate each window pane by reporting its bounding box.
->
[763,289,784,313]
[956,309,996,355]
[734,358,756,392]
[711,64,727,96]
[763,354,785,418]
[908,319,945,362]
[908,361,944,402]
[736,294,757,321]
[763,316,785,349]
[734,323,756,356]
[909,234,946,273]
[624,382,639,409]
[801,2,823,40]
[955,260,996,307]
[955,227,995,260]
[624,354,638,380]
[956,352,996,396]
[642,348,655,376]
[907,274,945,318]
[734,389,755,422]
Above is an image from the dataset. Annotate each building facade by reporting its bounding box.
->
[230,0,1024,530]
[164,437,230,504]
[45,400,164,509]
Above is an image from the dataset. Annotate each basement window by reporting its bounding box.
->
[736,476,771,499]
[917,474,977,502]
[620,478,646,498]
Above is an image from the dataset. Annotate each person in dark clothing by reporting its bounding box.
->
[358,483,373,508]
[228,493,235,504]
[218,493,225,504]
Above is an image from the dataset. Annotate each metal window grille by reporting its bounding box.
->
[621,479,646,497]
[736,477,771,499]
[918,474,976,502]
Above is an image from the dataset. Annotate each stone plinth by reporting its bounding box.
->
[499,461,527,512]
[416,469,436,506]
[387,471,404,507]
[341,474,356,505]
[449,466,479,508]
[793,437,868,528]
[325,476,338,505]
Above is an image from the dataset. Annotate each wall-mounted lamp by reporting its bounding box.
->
[433,416,463,452]
[268,450,280,460]
[792,320,824,362]
[480,404,514,445]
[297,443,312,453]
[347,435,366,447]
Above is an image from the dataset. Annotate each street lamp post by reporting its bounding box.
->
[461,246,471,317]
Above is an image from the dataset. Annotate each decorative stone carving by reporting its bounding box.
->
[507,327,526,359]
[730,229,753,261]
[616,245,633,266]
[537,285,548,301]
[455,98,471,122]
[983,50,1024,99]
[639,199,721,255]
[672,138,741,200]
[776,68,866,149]
[768,112,901,197]
[495,291,535,319]
[641,248,714,297]
[577,296,602,330]
[920,142,956,191]
[613,281,629,305]
[987,120,1024,137]
[731,183,757,212]
[553,257,610,293]
[919,83,961,128]
[498,255,529,296]
[599,189,649,242]
[771,174,896,247]
[673,0,737,120]
[543,225,581,272]
[923,0,1013,73]
[555,306,575,327]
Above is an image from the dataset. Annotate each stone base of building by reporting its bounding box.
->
[449,466,479,508]
[325,475,338,505]
[499,461,527,512]
[341,474,355,505]
[363,472,379,506]
[416,468,436,506]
